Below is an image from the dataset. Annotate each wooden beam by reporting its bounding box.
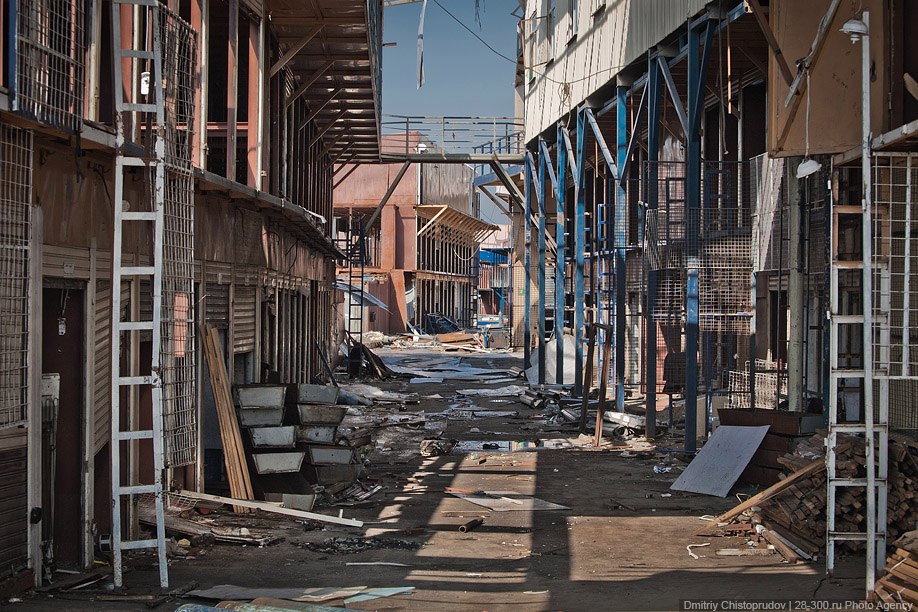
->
[247,16,262,188]
[745,0,794,86]
[285,60,335,108]
[270,25,322,77]
[177,490,363,527]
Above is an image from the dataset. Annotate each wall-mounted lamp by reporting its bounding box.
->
[840,19,868,43]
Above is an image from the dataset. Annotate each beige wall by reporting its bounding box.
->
[523,0,709,142]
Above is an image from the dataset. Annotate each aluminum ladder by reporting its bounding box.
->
[110,0,169,588]
[346,216,366,373]
[826,171,888,596]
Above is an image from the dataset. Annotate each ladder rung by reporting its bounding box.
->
[115,430,154,441]
[830,422,888,432]
[119,157,152,167]
[830,369,865,378]
[118,375,156,385]
[120,49,155,60]
[120,266,156,276]
[828,478,886,487]
[120,538,161,551]
[833,260,864,269]
[828,531,886,542]
[117,321,155,331]
[118,484,158,495]
[122,211,158,221]
[832,315,864,324]
[121,102,159,113]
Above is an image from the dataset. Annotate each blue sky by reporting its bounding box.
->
[380,0,519,118]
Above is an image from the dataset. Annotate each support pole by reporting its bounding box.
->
[556,123,567,384]
[524,154,532,369]
[787,162,804,411]
[645,53,662,439]
[537,148,548,384]
[574,111,587,395]
[684,16,716,453]
[614,85,627,413]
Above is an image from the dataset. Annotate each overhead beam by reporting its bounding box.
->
[620,82,648,179]
[364,161,411,232]
[475,184,512,217]
[745,0,793,86]
[270,25,322,77]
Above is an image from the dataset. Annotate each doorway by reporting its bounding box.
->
[41,283,86,569]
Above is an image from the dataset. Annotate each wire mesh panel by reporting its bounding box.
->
[0,125,33,429]
[159,7,197,467]
[871,153,918,380]
[15,0,85,131]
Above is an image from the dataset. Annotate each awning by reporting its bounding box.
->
[334,281,390,312]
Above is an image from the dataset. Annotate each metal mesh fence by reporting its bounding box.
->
[0,125,33,429]
[159,7,197,467]
[15,0,84,131]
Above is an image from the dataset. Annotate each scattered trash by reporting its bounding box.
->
[345,562,412,567]
[687,543,711,559]
[188,584,369,602]
[459,518,484,533]
[420,438,456,456]
[447,490,570,512]
[410,377,443,384]
[457,385,527,397]
[653,465,673,474]
[302,537,424,554]
[344,586,415,604]
[716,548,775,556]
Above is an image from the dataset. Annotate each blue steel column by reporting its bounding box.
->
[614,85,627,413]
[524,152,532,369]
[645,55,662,438]
[574,111,587,395]
[684,17,716,453]
[555,125,567,384]
[537,147,548,384]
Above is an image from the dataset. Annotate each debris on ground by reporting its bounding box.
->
[299,536,424,554]
[447,489,571,512]
[419,437,457,456]
[874,530,918,606]
[697,433,918,563]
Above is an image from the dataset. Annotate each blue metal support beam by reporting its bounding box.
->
[614,85,628,414]
[644,53,662,440]
[583,108,619,179]
[524,153,533,369]
[553,129,567,384]
[536,145,548,384]
[684,16,717,453]
[573,111,587,395]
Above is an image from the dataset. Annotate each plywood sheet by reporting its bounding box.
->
[671,425,770,497]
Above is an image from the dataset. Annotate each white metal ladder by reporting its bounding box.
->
[826,170,888,595]
[110,0,169,588]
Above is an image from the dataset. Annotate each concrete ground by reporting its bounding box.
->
[11,349,867,611]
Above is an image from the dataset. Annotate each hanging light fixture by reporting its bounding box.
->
[796,70,822,179]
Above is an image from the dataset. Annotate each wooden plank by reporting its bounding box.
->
[695,460,825,534]
[200,324,254,511]
[177,490,363,527]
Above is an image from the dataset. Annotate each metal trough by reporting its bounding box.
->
[296,425,337,444]
[252,452,306,474]
[249,426,296,448]
[237,406,284,427]
[306,445,354,465]
[297,404,347,424]
[296,384,339,405]
[235,385,287,407]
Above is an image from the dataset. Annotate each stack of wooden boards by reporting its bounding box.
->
[699,432,918,563]
[718,408,824,486]
[434,331,485,352]
[234,383,369,508]
[875,531,918,606]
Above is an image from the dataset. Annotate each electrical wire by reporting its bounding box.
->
[430,0,620,87]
